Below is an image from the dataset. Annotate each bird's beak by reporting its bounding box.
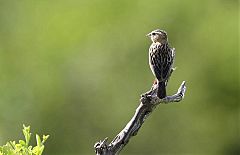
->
[146,33,151,37]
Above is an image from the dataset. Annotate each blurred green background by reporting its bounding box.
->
[0,0,239,154]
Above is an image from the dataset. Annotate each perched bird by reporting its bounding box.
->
[147,29,175,99]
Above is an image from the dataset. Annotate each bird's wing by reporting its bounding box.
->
[150,51,162,80]
[150,45,174,81]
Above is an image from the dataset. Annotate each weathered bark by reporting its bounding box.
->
[94,81,186,155]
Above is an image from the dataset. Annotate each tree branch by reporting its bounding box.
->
[94,81,186,155]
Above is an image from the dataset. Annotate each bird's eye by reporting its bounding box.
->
[152,33,156,35]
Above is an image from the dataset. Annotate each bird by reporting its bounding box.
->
[146,29,175,99]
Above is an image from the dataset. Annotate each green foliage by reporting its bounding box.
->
[0,125,49,155]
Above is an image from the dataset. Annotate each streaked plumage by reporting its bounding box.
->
[147,29,175,99]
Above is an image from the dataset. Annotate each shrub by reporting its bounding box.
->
[0,125,49,155]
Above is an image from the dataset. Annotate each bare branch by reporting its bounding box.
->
[94,81,186,155]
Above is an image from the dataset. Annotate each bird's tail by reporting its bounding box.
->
[157,81,166,99]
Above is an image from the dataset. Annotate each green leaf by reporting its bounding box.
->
[19,140,26,146]
[42,135,49,144]
[23,124,31,146]
[36,135,42,147]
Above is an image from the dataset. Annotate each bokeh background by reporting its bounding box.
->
[0,0,239,154]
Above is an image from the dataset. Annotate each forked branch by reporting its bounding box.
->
[94,81,186,155]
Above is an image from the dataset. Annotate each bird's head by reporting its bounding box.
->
[146,29,168,44]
